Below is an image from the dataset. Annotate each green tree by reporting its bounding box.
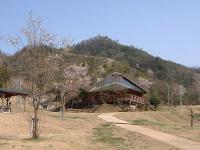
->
[149,96,160,110]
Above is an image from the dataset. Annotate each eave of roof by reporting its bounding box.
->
[0,88,30,97]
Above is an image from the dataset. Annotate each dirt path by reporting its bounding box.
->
[98,113,200,150]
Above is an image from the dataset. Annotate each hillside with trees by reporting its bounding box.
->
[2,35,199,107]
[73,36,195,87]
[71,36,200,106]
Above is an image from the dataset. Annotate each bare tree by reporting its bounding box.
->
[185,91,200,127]
[174,84,186,114]
[165,82,184,109]
[186,103,195,127]
[8,12,56,139]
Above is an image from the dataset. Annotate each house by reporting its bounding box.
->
[82,72,148,110]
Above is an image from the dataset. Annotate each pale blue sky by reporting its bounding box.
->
[0,0,199,67]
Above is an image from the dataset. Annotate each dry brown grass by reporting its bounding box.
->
[0,111,176,150]
[93,123,177,150]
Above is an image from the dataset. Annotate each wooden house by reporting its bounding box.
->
[83,72,147,109]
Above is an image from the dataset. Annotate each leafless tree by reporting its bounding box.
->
[165,82,185,109]
[8,12,56,139]
[185,91,200,127]
[186,103,195,127]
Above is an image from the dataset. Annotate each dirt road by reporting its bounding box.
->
[98,113,200,150]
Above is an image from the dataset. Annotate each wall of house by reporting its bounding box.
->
[83,89,144,106]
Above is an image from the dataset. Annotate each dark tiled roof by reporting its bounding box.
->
[0,88,30,97]
[88,72,147,94]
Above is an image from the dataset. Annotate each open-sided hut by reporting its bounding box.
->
[83,72,147,109]
[0,88,29,112]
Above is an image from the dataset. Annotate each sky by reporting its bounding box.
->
[0,0,199,67]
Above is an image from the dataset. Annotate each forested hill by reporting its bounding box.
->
[72,36,196,87]
[3,35,200,97]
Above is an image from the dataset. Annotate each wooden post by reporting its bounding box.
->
[6,98,9,108]
[60,107,64,120]
[1,96,4,107]
[22,96,26,113]
[191,113,194,127]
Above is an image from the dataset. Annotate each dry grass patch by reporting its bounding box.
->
[0,111,178,149]
[93,123,177,150]
[93,123,125,149]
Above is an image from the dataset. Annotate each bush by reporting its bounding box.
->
[149,96,160,110]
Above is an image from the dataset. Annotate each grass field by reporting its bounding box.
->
[0,111,177,150]
[116,106,200,142]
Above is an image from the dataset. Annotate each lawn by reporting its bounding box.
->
[0,111,176,150]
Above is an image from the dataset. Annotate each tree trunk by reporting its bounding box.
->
[60,92,65,120]
[71,98,74,109]
[191,113,194,127]
[171,93,174,107]
[167,86,170,109]
[60,105,65,120]
[6,99,9,108]
[180,95,182,114]
[32,102,39,139]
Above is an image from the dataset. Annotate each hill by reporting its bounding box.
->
[3,35,200,105]
[73,36,195,87]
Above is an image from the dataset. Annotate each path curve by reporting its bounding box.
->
[98,113,200,150]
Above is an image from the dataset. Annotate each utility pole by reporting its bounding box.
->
[180,85,185,115]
